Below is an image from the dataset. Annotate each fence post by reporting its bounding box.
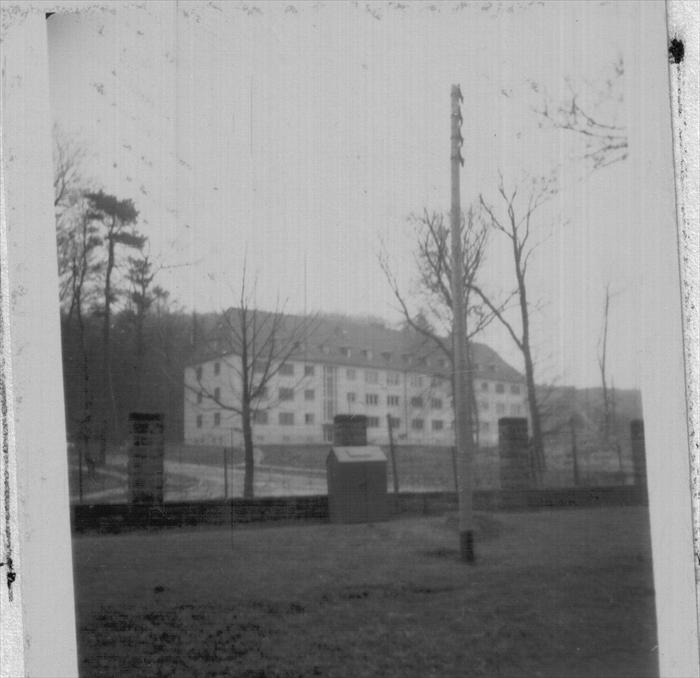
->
[223,447,229,499]
[386,414,399,494]
[451,446,459,494]
[570,416,580,487]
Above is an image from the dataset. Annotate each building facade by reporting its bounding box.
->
[183,315,528,448]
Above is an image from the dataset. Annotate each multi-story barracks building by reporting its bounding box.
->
[184,312,528,448]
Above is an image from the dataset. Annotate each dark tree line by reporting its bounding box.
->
[54,129,194,461]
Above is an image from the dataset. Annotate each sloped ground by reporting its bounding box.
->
[72,506,657,678]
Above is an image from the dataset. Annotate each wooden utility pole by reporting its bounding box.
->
[450,84,475,563]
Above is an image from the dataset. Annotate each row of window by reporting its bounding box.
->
[481,381,521,395]
[196,411,316,428]
[197,388,447,409]
[195,411,452,432]
[196,389,522,417]
[479,401,523,416]
[195,363,521,396]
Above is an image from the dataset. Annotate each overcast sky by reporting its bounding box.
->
[46,0,675,390]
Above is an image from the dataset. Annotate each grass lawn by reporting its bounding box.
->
[72,506,657,678]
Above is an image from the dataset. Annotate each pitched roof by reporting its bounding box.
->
[189,309,524,383]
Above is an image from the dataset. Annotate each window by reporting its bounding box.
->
[362,349,373,360]
[346,368,356,380]
[496,403,506,415]
[367,416,380,428]
[387,395,400,407]
[489,364,496,373]
[197,392,203,404]
[410,396,424,408]
[431,376,442,387]
[480,400,489,411]
[214,362,221,375]
[510,404,522,416]
[279,363,294,376]
[365,370,379,384]
[257,386,269,399]
[411,418,424,430]
[340,347,351,358]
[305,413,315,425]
[319,344,330,355]
[366,393,378,406]
[386,371,400,386]
[304,389,315,401]
[409,375,423,388]
[279,387,294,401]
[253,410,268,425]
[388,416,400,430]
[481,381,489,392]
[381,351,392,362]
[196,415,202,428]
[214,412,221,426]
[437,359,447,369]
[495,383,505,394]
[431,398,443,409]
[195,366,203,380]
[347,392,356,403]
[305,365,315,376]
[279,412,294,426]
[432,420,444,431]
[214,387,220,401]
[510,384,521,395]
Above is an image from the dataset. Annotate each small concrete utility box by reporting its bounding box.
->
[327,446,388,524]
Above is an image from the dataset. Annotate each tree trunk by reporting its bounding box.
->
[100,225,116,462]
[242,398,255,500]
[516,262,545,485]
[522,343,545,484]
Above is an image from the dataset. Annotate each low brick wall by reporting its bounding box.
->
[71,484,648,534]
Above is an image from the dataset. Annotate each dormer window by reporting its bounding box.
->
[362,349,373,360]
[381,351,392,361]
[319,344,330,355]
[340,346,351,358]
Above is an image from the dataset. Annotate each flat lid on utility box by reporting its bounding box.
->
[329,446,387,463]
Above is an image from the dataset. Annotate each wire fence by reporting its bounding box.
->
[68,431,639,505]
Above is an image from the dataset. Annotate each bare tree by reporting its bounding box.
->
[533,57,627,170]
[53,124,87,211]
[191,267,317,499]
[473,174,558,483]
[61,206,103,493]
[597,282,620,442]
[380,207,503,446]
[85,191,143,458]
